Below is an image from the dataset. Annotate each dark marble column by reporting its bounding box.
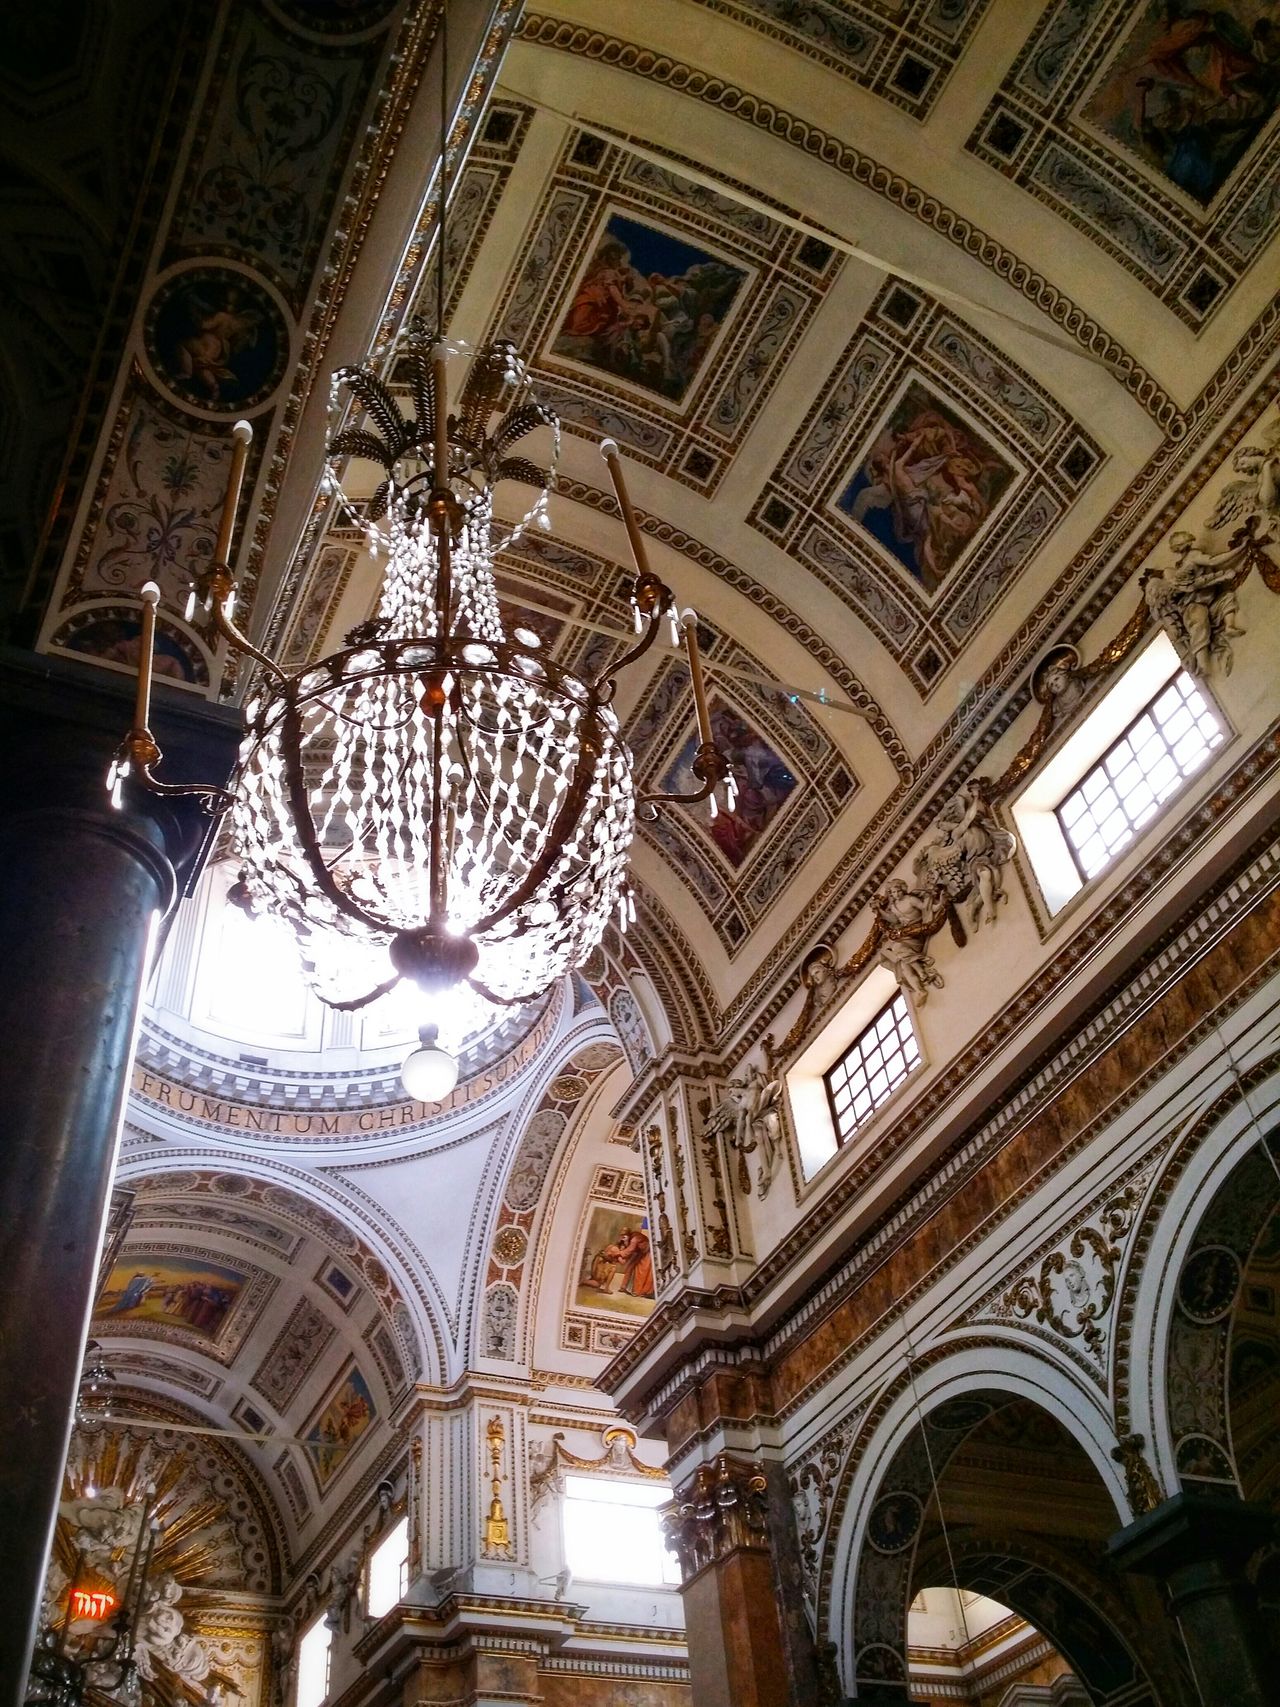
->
[0,651,239,1704]
[1108,1491,1275,1707]
[663,1454,811,1707]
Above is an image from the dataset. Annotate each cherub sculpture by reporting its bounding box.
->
[704,1059,784,1198]
[913,778,1016,930]
[1142,530,1248,677]
[873,881,944,1003]
[1206,418,1280,543]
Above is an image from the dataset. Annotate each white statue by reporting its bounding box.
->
[133,1573,210,1687]
[913,778,1015,930]
[873,881,944,1003]
[326,1548,362,1633]
[1206,419,1280,543]
[1142,531,1248,677]
[704,1059,784,1198]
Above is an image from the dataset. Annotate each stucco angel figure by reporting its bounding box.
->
[132,1573,211,1687]
[912,779,1015,929]
[269,1610,295,1694]
[704,1059,784,1199]
[1206,419,1280,544]
[326,1547,362,1633]
[873,881,944,1004]
[1142,530,1248,677]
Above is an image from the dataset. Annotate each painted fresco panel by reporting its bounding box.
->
[303,1362,377,1489]
[574,1206,656,1319]
[1081,2,1280,205]
[660,697,797,869]
[836,380,1016,594]
[550,212,746,403]
[95,1256,246,1341]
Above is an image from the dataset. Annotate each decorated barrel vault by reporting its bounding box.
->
[7,0,1280,1703]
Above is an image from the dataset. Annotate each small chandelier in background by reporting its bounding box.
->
[111,329,733,1097]
[25,1488,161,1707]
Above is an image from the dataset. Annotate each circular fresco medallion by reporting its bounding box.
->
[867,1490,922,1553]
[493,1226,528,1267]
[268,0,398,33]
[927,1396,992,1434]
[51,605,208,686]
[147,266,288,414]
[1177,1245,1241,1324]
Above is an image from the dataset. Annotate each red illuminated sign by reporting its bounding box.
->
[70,1588,117,1621]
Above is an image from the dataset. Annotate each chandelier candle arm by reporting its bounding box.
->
[598,439,675,676]
[214,418,253,568]
[681,608,714,749]
[131,581,161,737]
[189,419,288,686]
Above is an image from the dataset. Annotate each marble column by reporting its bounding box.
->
[1108,1491,1275,1707]
[0,651,238,1703]
[663,1454,805,1707]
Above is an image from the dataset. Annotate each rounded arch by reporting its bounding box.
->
[114,1149,445,1390]
[1120,1052,1280,1492]
[824,1338,1131,1697]
[466,1016,628,1371]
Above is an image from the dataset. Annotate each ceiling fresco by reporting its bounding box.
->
[968,0,1280,325]
[15,0,1280,1581]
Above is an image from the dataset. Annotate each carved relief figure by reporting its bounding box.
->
[704,1059,785,1198]
[913,779,1016,929]
[873,880,944,1004]
[1206,419,1280,541]
[1032,642,1088,724]
[133,1574,211,1688]
[1142,531,1249,675]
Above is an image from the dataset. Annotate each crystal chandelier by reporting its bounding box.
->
[111,332,733,1092]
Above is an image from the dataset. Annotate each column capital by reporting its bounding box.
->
[1108,1490,1275,1581]
[662,1453,770,1582]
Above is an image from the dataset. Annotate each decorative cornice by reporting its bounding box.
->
[661,1453,771,1581]
[601,803,1280,1427]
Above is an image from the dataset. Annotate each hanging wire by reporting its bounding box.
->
[902,1323,975,1657]
[436,0,448,338]
[1211,1011,1280,1188]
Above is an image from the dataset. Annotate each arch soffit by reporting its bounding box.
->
[114,1150,445,1390]
[822,1337,1129,1667]
[466,1015,627,1365]
[1119,1051,1280,1486]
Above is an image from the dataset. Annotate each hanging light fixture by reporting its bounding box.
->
[25,1487,161,1707]
[109,26,734,1097]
